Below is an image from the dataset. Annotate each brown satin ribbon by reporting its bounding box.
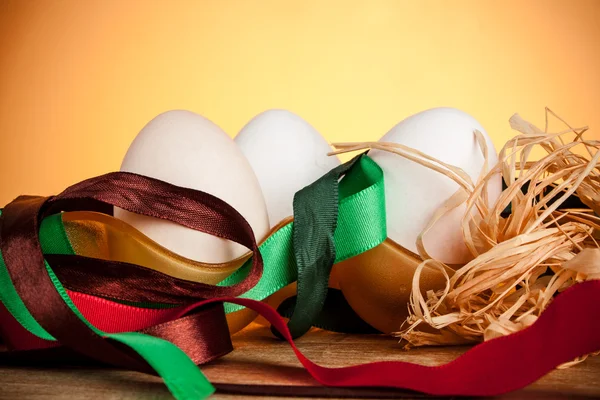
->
[43,171,263,298]
[138,303,234,365]
[44,254,232,305]
[0,172,263,371]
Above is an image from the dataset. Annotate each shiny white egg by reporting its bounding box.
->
[114,110,270,263]
[369,107,502,264]
[235,109,340,226]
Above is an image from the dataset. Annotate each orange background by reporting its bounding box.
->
[1,0,599,206]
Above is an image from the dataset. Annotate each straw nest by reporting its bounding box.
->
[331,109,600,365]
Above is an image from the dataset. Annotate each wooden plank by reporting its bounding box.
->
[1,323,599,399]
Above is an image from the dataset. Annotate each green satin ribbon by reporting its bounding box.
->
[0,154,387,400]
[282,153,372,338]
[219,154,385,314]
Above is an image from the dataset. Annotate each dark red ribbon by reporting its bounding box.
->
[0,172,263,372]
[176,280,600,397]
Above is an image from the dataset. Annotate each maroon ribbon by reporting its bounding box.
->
[44,254,233,305]
[0,172,263,371]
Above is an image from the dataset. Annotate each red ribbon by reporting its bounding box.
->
[2,280,599,396]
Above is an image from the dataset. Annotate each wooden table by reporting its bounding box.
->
[1,323,599,399]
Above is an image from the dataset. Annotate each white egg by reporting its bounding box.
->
[369,107,502,264]
[235,109,340,226]
[114,110,270,263]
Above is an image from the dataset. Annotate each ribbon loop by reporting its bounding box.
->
[0,171,271,399]
[282,154,365,338]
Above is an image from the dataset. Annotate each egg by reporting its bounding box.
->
[337,108,502,333]
[114,110,270,263]
[369,107,502,264]
[235,109,341,226]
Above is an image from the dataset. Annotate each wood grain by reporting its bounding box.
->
[1,323,599,399]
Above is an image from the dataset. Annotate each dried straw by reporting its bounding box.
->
[330,109,600,361]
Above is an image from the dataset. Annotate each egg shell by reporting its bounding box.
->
[114,110,270,263]
[235,109,341,226]
[369,107,502,264]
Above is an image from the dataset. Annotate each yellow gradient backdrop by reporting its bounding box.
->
[1,0,599,205]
